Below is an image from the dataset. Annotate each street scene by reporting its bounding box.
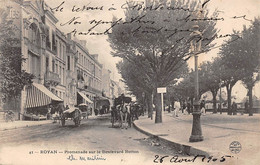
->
[0,116,180,165]
[0,0,259,164]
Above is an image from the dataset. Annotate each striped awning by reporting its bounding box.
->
[78,92,93,104]
[25,83,63,108]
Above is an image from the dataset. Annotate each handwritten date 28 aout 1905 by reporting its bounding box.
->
[153,155,233,163]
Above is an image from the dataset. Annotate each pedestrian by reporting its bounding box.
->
[187,102,191,114]
[200,100,206,115]
[232,101,237,115]
[47,105,51,120]
[244,100,249,113]
[173,100,180,117]
[94,109,98,116]
[182,102,187,114]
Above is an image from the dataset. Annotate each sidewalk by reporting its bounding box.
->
[0,114,109,131]
[134,112,260,164]
[0,120,54,131]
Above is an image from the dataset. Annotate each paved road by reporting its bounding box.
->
[0,116,188,165]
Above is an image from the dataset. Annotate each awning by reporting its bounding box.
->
[78,92,93,104]
[25,83,63,108]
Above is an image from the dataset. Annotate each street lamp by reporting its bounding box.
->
[189,24,204,142]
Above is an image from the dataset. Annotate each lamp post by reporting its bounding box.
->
[189,24,204,142]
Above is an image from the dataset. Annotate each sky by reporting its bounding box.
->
[45,0,260,101]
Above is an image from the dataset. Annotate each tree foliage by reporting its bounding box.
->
[219,18,260,115]
[199,58,222,113]
[0,9,34,103]
[108,0,218,123]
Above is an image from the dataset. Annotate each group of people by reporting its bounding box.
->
[172,100,206,117]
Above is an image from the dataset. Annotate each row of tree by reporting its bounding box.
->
[173,18,259,116]
[108,0,218,123]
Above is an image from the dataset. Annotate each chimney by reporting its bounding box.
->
[67,33,71,39]
[80,40,87,47]
[92,54,98,60]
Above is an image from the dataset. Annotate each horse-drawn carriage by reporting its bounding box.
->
[60,107,81,127]
[111,95,132,129]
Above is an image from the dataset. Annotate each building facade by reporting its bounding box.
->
[0,0,105,119]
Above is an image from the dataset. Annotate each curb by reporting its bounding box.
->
[133,121,210,157]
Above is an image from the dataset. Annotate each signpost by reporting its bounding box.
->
[157,87,167,115]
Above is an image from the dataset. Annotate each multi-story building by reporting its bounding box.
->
[73,39,103,110]
[20,0,64,116]
[0,0,105,119]
[102,68,112,98]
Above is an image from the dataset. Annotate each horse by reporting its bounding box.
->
[111,105,121,128]
[119,103,130,129]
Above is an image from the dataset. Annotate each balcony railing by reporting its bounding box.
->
[45,71,60,86]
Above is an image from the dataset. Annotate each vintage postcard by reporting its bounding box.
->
[0,0,259,164]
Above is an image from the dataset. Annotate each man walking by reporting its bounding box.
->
[174,100,181,117]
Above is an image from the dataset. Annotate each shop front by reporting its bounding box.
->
[23,83,63,120]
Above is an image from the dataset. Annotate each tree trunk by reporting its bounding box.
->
[147,93,153,119]
[226,85,232,115]
[212,91,217,113]
[248,85,253,116]
[155,92,162,123]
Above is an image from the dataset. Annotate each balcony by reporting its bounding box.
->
[44,71,60,87]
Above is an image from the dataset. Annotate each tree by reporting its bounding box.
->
[0,8,34,105]
[239,18,260,116]
[199,58,223,113]
[116,58,154,118]
[219,18,260,115]
[218,31,245,115]
[108,0,218,123]
[117,56,189,119]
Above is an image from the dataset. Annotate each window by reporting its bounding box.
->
[52,31,57,52]
[63,68,65,85]
[52,60,55,72]
[46,27,51,49]
[67,56,70,70]
[63,45,66,60]
[56,64,58,73]
[59,42,62,58]
[46,57,49,73]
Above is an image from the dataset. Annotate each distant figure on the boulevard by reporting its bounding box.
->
[232,101,237,115]
[244,100,249,113]
[183,101,188,115]
[173,101,181,117]
[200,100,206,115]
[187,101,191,114]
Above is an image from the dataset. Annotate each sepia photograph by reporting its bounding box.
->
[0,0,259,164]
